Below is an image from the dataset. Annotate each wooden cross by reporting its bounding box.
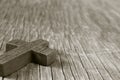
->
[0,39,56,76]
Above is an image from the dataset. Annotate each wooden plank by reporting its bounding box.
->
[40,66,52,80]
[62,39,90,80]
[54,40,75,80]
[97,41,120,80]
[75,38,104,80]
[50,40,65,80]
[0,0,120,80]
[79,37,113,80]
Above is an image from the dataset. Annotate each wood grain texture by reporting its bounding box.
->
[0,0,120,80]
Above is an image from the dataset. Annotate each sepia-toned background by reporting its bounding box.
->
[0,0,120,80]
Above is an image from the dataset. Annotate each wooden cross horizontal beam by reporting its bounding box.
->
[0,39,56,76]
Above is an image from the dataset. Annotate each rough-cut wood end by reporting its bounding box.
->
[32,48,57,66]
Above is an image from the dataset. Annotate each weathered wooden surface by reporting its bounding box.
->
[0,0,120,80]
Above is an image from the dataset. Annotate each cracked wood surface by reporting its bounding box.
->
[0,0,120,80]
